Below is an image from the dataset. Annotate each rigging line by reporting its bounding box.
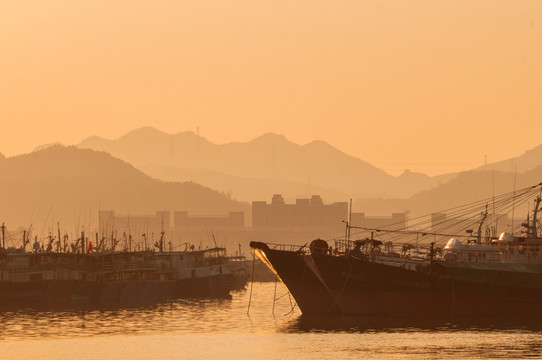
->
[284,295,297,316]
[493,169,496,227]
[331,187,539,245]
[274,292,292,301]
[272,278,278,316]
[405,190,535,230]
[485,192,533,215]
[430,214,483,231]
[433,209,506,234]
[371,190,536,239]
[350,213,486,244]
[441,194,523,219]
[343,229,421,244]
[347,225,496,240]
[347,188,523,235]
[405,184,539,223]
[26,205,36,235]
[345,219,454,240]
[39,206,53,239]
[246,251,256,316]
[285,285,297,315]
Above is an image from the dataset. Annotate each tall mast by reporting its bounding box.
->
[476,205,488,245]
[512,165,517,235]
[1,222,5,248]
[532,196,541,238]
[348,199,352,242]
[161,215,165,252]
[57,222,61,252]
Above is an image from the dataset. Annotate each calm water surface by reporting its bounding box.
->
[1,282,542,359]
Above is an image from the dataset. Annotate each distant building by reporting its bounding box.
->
[172,211,246,251]
[99,210,170,238]
[252,194,347,233]
[98,210,246,252]
[350,212,406,230]
[173,211,244,231]
[98,210,170,250]
[96,198,412,254]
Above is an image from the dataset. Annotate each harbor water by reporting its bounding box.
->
[1,282,542,360]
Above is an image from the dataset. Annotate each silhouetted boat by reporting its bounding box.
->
[227,255,249,290]
[0,251,76,304]
[251,182,542,316]
[156,248,234,298]
[0,242,236,307]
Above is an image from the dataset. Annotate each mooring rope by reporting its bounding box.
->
[246,251,256,316]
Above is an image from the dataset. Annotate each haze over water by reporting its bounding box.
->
[2,283,541,360]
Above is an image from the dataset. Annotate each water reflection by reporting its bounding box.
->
[0,296,236,340]
[278,314,542,360]
[2,283,542,360]
[0,283,297,340]
[283,314,542,333]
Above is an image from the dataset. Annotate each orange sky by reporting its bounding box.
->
[1,1,541,176]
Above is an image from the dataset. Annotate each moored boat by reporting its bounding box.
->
[251,182,542,316]
[1,239,237,308]
[155,247,234,298]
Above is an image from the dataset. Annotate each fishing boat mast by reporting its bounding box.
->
[476,206,488,245]
[1,222,5,249]
[526,195,541,239]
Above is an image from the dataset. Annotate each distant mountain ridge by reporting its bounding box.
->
[476,144,542,174]
[77,127,455,201]
[356,166,542,217]
[10,138,542,236]
[0,145,248,230]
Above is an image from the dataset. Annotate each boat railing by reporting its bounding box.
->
[333,239,356,254]
[333,238,435,260]
[266,243,309,253]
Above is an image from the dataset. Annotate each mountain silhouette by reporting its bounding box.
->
[18,133,542,237]
[476,144,542,174]
[0,146,248,233]
[78,127,455,201]
[138,162,349,202]
[356,166,542,219]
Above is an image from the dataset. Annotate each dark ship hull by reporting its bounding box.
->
[174,273,234,298]
[69,280,176,304]
[251,243,337,314]
[0,248,237,308]
[250,242,542,316]
[0,279,74,305]
[0,275,232,308]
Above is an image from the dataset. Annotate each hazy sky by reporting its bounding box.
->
[1,1,541,176]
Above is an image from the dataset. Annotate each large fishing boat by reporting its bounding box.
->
[251,182,542,316]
